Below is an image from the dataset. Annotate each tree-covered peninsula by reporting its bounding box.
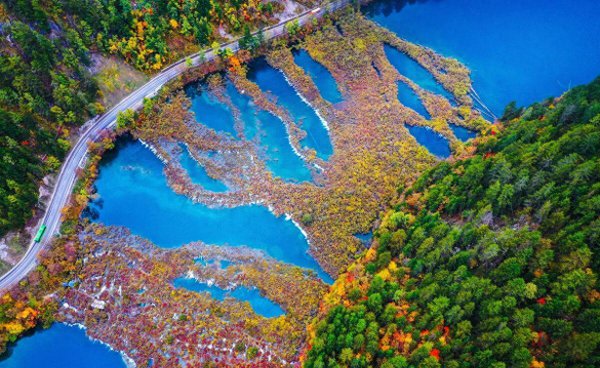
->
[305,78,600,368]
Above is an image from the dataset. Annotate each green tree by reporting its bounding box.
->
[116,109,136,129]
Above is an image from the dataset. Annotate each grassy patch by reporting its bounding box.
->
[94,55,149,109]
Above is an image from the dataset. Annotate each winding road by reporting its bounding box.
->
[0,0,350,291]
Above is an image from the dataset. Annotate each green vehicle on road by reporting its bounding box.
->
[34,225,47,243]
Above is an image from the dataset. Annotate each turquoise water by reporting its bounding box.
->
[178,145,228,192]
[396,80,430,119]
[224,80,313,182]
[292,49,343,104]
[219,259,232,269]
[405,125,451,158]
[184,81,237,137]
[88,138,331,281]
[366,0,600,116]
[383,44,454,102]
[449,123,477,142]
[0,324,125,368]
[173,277,285,318]
[247,58,334,160]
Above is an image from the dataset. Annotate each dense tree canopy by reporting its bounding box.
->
[306,77,600,368]
[1,2,99,235]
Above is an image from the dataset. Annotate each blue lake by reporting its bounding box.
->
[224,80,313,182]
[405,125,451,158]
[184,81,237,137]
[293,49,343,104]
[383,44,454,102]
[0,324,125,368]
[247,58,334,160]
[396,80,430,119]
[178,145,228,192]
[366,0,600,116]
[449,123,477,142]
[88,138,332,282]
[173,277,285,318]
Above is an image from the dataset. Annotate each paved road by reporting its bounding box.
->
[0,0,350,291]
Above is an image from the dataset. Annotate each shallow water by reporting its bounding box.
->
[366,0,600,116]
[89,138,331,281]
[0,324,126,368]
[449,123,477,142]
[185,81,237,136]
[178,145,228,192]
[173,277,285,318]
[247,58,334,160]
[354,232,373,248]
[224,80,313,182]
[383,44,454,102]
[293,49,343,104]
[405,125,451,158]
[396,80,430,119]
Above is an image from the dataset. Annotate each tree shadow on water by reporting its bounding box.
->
[363,0,442,18]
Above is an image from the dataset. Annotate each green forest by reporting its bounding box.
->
[305,78,600,367]
[0,0,279,237]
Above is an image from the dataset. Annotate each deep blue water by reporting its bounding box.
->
[184,81,237,137]
[178,145,228,192]
[449,123,477,142]
[247,58,334,160]
[383,44,454,102]
[405,125,451,158]
[396,80,430,119]
[0,324,125,368]
[224,80,313,182]
[89,138,331,282]
[173,277,285,318]
[366,0,600,116]
[293,49,343,104]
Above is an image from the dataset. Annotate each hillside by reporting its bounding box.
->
[305,78,600,368]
